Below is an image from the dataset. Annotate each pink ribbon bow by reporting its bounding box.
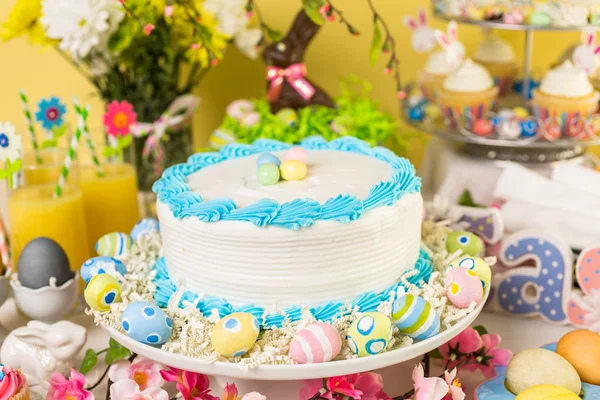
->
[266,63,316,102]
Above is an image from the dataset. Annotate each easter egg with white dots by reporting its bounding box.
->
[81,256,126,283]
[392,294,440,341]
[347,312,391,357]
[211,312,260,358]
[95,232,132,257]
[84,274,121,312]
[130,218,160,241]
[445,267,484,309]
[121,301,173,346]
[289,322,341,364]
[449,255,492,289]
[446,231,484,257]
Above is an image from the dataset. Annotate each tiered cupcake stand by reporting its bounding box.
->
[414,9,600,201]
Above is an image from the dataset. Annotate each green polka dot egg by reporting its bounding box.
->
[446,231,484,257]
[211,312,260,358]
[347,312,392,357]
[449,255,492,289]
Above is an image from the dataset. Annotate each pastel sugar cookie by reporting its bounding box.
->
[456,206,504,244]
[289,322,341,364]
[347,312,391,357]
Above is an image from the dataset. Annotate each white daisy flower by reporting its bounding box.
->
[0,122,22,162]
[41,0,124,59]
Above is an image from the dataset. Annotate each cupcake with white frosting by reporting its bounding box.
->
[418,50,456,101]
[437,58,499,123]
[532,60,600,133]
[474,35,519,96]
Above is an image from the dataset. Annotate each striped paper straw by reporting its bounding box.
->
[73,98,103,177]
[19,89,42,164]
[0,213,10,270]
[54,111,84,199]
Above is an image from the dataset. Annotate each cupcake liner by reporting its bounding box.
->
[438,86,499,128]
[418,71,447,102]
[10,383,31,400]
[532,89,600,136]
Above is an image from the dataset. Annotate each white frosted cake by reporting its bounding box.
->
[153,136,424,328]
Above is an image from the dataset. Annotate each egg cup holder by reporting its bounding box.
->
[474,344,600,399]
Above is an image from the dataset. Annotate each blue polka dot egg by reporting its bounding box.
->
[211,312,260,358]
[81,256,126,283]
[130,218,160,241]
[392,294,440,341]
[121,301,173,346]
[84,274,121,312]
[347,312,392,357]
[96,232,132,257]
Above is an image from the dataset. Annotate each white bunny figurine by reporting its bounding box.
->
[403,8,436,53]
[434,21,466,70]
[573,31,600,75]
[0,320,87,388]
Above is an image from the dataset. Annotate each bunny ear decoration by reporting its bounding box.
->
[573,31,600,75]
[448,20,458,41]
[406,9,436,53]
[418,7,428,25]
[403,16,418,31]
[434,29,451,49]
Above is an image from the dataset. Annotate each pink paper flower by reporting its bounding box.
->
[241,393,266,400]
[462,333,513,378]
[413,364,448,400]
[104,100,137,138]
[108,357,165,391]
[441,369,465,400]
[346,373,390,400]
[326,376,363,399]
[47,369,94,400]
[110,379,168,400]
[222,383,239,400]
[438,327,483,370]
[160,368,218,400]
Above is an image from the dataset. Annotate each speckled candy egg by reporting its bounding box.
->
[84,274,121,312]
[449,256,492,289]
[211,312,260,358]
[515,384,581,400]
[276,108,298,127]
[81,256,126,283]
[95,232,132,257]
[506,349,581,395]
[392,294,440,341]
[130,218,160,241]
[446,231,484,256]
[121,301,173,345]
[289,322,341,364]
[347,312,391,357]
[556,330,600,385]
[445,267,483,309]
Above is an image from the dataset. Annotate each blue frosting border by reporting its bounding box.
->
[152,136,421,229]
[152,247,433,329]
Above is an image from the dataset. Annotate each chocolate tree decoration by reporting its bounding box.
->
[263,9,334,113]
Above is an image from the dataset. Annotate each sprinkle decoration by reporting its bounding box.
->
[73,98,103,178]
[18,89,42,164]
[54,105,85,199]
[35,96,67,147]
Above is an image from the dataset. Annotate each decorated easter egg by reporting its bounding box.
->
[515,384,581,400]
[96,232,132,257]
[130,218,160,241]
[257,163,280,186]
[256,153,281,167]
[506,349,581,395]
[472,119,494,136]
[280,160,307,181]
[347,312,391,357]
[209,129,237,149]
[289,322,341,364]
[409,105,425,122]
[513,107,529,120]
[84,274,121,312]
[81,256,126,283]
[556,330,600,385]
[445,267,483,309]
[446,231,484,256]
[449,256,492,289]
[241,111,260,127]
[17,237,74,289]
[283,146,307,163]
[121,301,173,345]
[226,99,254,119]
[276,108,298,127]
[498,119,522,139]
[211,312,260,358]
[392,294,440,341]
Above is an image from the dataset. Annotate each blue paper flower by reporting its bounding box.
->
[35,96,66,130]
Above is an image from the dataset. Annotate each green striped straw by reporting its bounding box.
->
[19,89,42,164]
[54,110,84,199]
[73,98,103,178]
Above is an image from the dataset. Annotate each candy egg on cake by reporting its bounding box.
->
[282,146,307,163]
[257,163,280,186]
[445,267,484,308]
[81,256,126,283]
[122,301,173,346]
[280,160,307,181]
[289,322,341,364]
[211,312,260,358]
[392,294,440,341]
[130,218,160,241]
[448,256,492,289]
[256,152,282,167]
[96,232,132,257]
[84,274,121,312]
[347,312,392,357]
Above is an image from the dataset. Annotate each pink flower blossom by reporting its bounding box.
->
[438,327,483,370]
[47,369,94,400]
[110,379,168,400]
[298,372,389,400]
[164,5,174,16]
[326,376,363,399]
[241,393,266,400]
[104,100,137,138]
[462,334,513,378]
[108,357,165,391]
[160,368,218,400]
[222,383,239,400]
[441,369,465,400]
[412,364,448,400]
[143,24,155,35]
[346,373,390,400]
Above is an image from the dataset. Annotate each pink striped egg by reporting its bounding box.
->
[289,322,341,364]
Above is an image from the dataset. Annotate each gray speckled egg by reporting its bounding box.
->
[17,237,74,289]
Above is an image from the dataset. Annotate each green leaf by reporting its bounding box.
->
[302,0,325,25]
[473,325,488,336]
[103,147,117,158]
[52,124,67,139]
[41,139,57,149]
[8,158,22,174]
[80,349,99,375]
[264,26,283,42]
[428,348,443,359]
[105,339,131,365]
[369,19,382,66]
[457,190,483,208]
[121,134,133,148]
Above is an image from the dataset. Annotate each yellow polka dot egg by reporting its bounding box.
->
[211,312,260,358]
[347,312,392,357]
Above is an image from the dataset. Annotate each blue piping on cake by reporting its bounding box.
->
[152,136,421,229]
[153,247,432,329]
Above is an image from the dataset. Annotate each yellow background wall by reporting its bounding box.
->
[0,0,584,168]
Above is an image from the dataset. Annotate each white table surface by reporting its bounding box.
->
[0,297,573,399]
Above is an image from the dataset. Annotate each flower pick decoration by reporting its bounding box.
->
[103,100,137,162]
[35,96,67,148]
[0,122,22,189]
[403,7,436,53]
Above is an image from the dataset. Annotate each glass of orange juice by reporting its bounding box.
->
[22,148,69,186]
